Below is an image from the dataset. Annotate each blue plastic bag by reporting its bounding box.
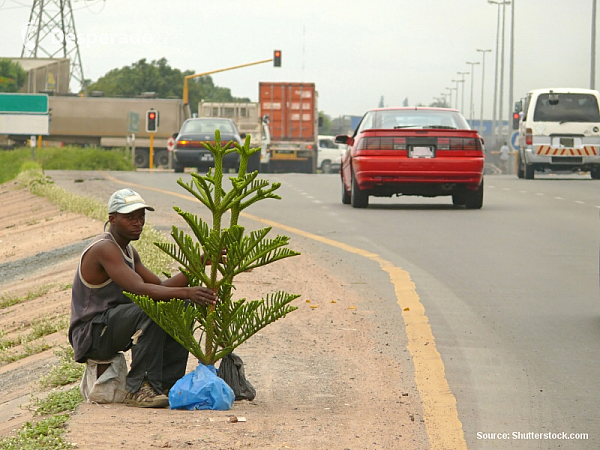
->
[169,364,235,410]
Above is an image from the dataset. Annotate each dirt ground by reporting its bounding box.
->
[0,176,429,450]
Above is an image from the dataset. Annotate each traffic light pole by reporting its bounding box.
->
[182,58,273,114]
[149,132,154,169]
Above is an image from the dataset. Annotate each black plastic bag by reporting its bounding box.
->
[217,352,256,401]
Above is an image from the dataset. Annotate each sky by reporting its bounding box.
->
[0,0,597,122]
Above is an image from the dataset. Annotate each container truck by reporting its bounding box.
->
[259,82,318,173]
[197,101,270,171]
[9,95,185,168]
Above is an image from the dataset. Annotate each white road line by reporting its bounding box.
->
[519,190,527,193]
[554,197,564,200]
[575,201,585,204]
[535,192,544,196]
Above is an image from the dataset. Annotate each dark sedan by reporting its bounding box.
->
[172,118,244,173]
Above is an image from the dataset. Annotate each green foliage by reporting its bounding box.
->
[128,132,300,365]
[0,284,54,309]
[0,59,27,93]
[29,387,82,416]
[86,58,251,114]
[34,146,134,171]
[38,346,85,389]
[0,146,134,185]
[0,414,72,450]
[318,111,332,135]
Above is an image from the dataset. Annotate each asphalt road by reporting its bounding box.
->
[49,170,600,449]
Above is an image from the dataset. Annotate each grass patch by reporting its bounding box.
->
[0,340,53,364]
[0,315,68,362]
[0,146,134,185]
[29,387,83,416]
[0,284,55,309]
[0,414,72,450]
[38,346,85,389]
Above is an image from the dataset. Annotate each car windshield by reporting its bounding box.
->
[533,93,600,122]
[319,139,337,149]
[356,109,470,133]
[181,119,235,134]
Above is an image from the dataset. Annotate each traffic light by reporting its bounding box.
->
[512,111,520,129]
[146,110,159,132]
[273,50,281,67]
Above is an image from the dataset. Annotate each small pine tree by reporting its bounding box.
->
[126,131,300,365]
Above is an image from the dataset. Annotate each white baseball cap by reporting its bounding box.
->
[108,188,155,214]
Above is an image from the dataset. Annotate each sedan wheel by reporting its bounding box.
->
[465,180,484,209]
[350,171,369,208]
[517,152,525,178]
[341,174,351,204]
[452,192,466,206]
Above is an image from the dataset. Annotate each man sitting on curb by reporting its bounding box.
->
[68,188,217,408]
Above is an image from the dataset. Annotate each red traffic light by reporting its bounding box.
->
[273,50,282,67]
[146,110,159,132]
[513,112,519,119]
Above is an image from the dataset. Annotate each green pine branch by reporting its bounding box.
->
[129,130,300,366]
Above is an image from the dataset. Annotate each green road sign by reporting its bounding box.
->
[0,93,49,114]
[127,111,139,133]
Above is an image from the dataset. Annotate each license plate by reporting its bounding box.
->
[560,137,574,147]
[409,146,434,158]
[200,153,214,162]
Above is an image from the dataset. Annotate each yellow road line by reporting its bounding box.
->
[101,172,467,449]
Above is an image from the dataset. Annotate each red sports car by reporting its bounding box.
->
[336,107,485,208]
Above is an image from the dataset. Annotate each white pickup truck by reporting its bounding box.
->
[317,135,346,173]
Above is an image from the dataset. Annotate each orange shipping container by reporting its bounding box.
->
[259,82,317,141]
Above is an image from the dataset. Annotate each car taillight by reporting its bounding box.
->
[525,128,532,146]
[357,137,406,150]
[437,137,482,151]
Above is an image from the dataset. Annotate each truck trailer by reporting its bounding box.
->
[10,95,185,169]
[259,82,318,173]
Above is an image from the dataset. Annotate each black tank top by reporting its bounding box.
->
[68,232,135,362]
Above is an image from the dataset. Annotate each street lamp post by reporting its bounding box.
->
[452,80,461,109]
[489,0,510,147]
[466,62,480,124]
[592,0,597,89]
[477,49,492,132]
[457,71,470,113]
[498,1,509,143]
[446,87,455,108]
[508,0,515,142]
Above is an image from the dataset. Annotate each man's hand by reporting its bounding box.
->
[188,286,217,306]
[202,249,227,266]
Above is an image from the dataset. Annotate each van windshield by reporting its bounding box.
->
[533,93,600,122]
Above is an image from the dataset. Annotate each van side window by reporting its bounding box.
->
[533,93,600,122]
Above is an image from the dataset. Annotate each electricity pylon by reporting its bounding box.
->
[20,0,86,94]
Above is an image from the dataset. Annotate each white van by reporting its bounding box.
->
[317,135,346,173]
[516,88,600,179]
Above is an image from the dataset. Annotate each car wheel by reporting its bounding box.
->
[154,150,169,168]
[341,174,351,204]
[465,180,484,209]
[173,161,184,173]
[524,163,535,179]
[134,149,149,168]
[452,192,466,206]
[321,160,332,174]
[350,171,368,208]
[517,152,525,178]
[591,167,600,179]
[247,150,261,173]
